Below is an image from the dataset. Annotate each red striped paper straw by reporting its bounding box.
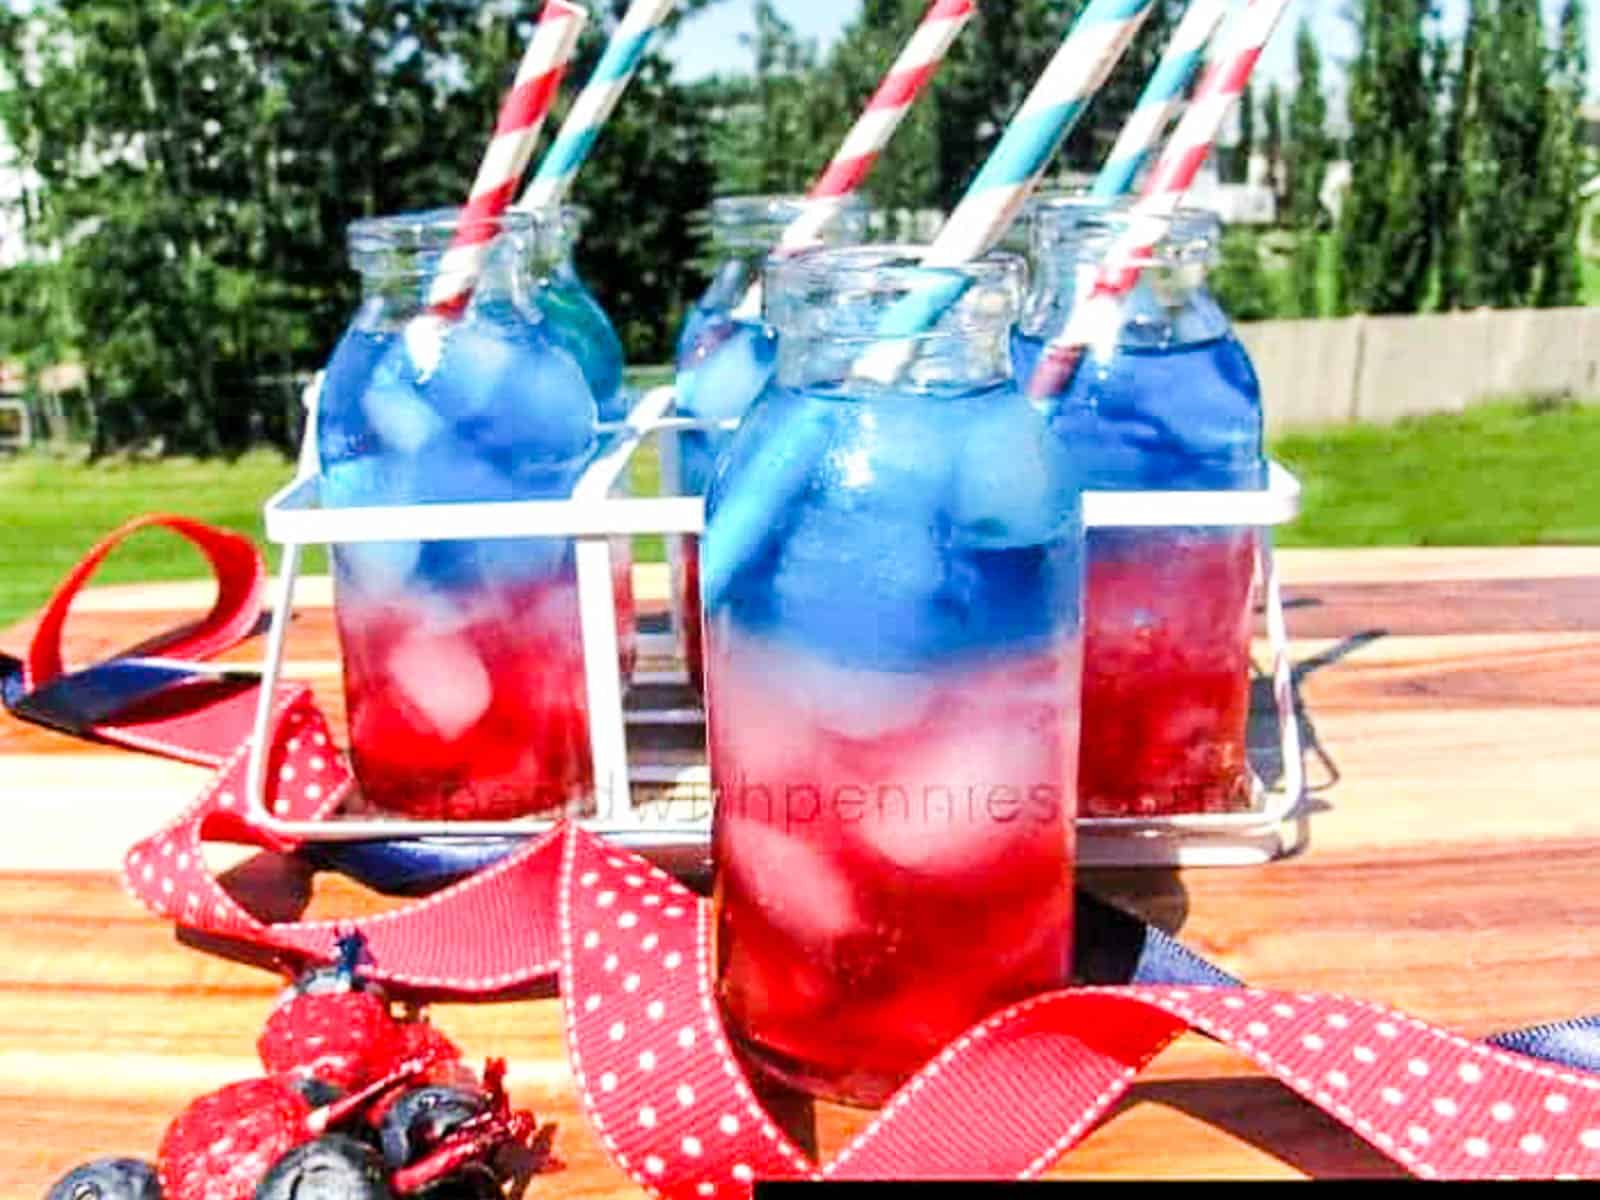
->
[778,0,976,254]
[1027,0,1292,399]
[427,0,588,318]
[730,0,975,319]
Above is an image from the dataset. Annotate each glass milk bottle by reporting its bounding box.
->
[319,209,598,820]
[704,247,1083,1106]
[671,195,869,690]
[1017,197,1266,817]
[526,203,637,680]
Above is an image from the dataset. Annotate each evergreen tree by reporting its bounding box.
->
[1531,0,1588,307]
[1235,81,1256,185]
[1335,0,1434,315]
[1284,22,1330,317]
[1444,0,1562,310]
[1435,6,1475,311]
[930,1,1187,208]
[1263,82,1285,214]
[933,1,1075,209]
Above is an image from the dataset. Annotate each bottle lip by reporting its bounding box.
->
[708,194,872,251]
[767,244,1025,338]
[1026,192,1219,266]
[347,207,536,259]
[522,202,588,236]
[710,193,870,223]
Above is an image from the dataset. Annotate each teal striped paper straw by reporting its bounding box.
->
[519,0,678,210]
[1090,0,1232,200]
[921,0,1159,269]
[854,0,1159,375]
[704,0,1160,611]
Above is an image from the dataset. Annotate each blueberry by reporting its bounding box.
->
[255,1135,391,1200]
[379,1087,485,1169]
[44,1158,161,1200]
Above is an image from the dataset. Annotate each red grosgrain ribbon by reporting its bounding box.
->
[7,514,293,766]
[113,705,1600,1182]
[18,519,1598,1182]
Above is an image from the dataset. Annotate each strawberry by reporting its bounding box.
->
[258,989,404,1091]
[392,1018,463,1077]
[157,1077,312,1200]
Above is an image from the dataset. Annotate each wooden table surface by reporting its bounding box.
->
[4,549,1600,1191]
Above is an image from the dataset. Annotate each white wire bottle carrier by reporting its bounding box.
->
[255,382,1308,870]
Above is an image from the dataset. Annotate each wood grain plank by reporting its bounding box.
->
[3,550,1599,1189]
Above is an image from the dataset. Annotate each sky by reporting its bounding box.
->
[661,0,1600,100]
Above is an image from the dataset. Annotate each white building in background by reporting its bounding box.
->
[1182,155,1277,226]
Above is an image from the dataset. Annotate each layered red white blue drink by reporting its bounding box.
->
[704,248,1083,1105]
[319,210,602,820]
[1017,199,1266,817]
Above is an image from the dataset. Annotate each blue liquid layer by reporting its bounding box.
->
[704,383,1082,673]
[673,313,778,496]
[319,305,598,593]
[1015,332,1266,492]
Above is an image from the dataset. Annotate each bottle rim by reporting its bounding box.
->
[1026,193,1220,268]
[766,244,1025,340]
[346,207,536,277]
[707,194,872,252]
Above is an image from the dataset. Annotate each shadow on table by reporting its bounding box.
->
[1107,1075,1406,1178]
[1248,625,1387,804]
[756,1074,1406,1178]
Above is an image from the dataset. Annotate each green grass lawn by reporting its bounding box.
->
[1272,398,1600,547]
[3,396,1597,628]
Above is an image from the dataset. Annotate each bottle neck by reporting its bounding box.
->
[348,208,538,327]
[703,195,870,313]
[770,247,1024,395]
[1023,200,1228,349]
[522,205,583,283]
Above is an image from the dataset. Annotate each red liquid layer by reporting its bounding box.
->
[708,631,1079,1106]
[336,575,593,820]
[612,539,637,683]
[1080,528,1256,817]
[672,535,704,694]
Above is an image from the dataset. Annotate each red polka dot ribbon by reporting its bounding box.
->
[12,518,1600,1182]
[111,690,1600,1184]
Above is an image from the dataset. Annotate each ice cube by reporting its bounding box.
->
[319,448,418,508]
[362,357,445,455]
[402,313,450,379]
[338,540,422,597]
[953,404,1064,546]
[799,658,937,743]
[472,535,572,588]
[847,711,1066,876]
[406,433,523,505]
[850,399,956,506]
[767,502,947,669]
[386,630,493,741]
[429,323,596,464]
[726,637,936,743]
[718,815,862,944]
[323,329,390,418]
[677,323,775,423]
